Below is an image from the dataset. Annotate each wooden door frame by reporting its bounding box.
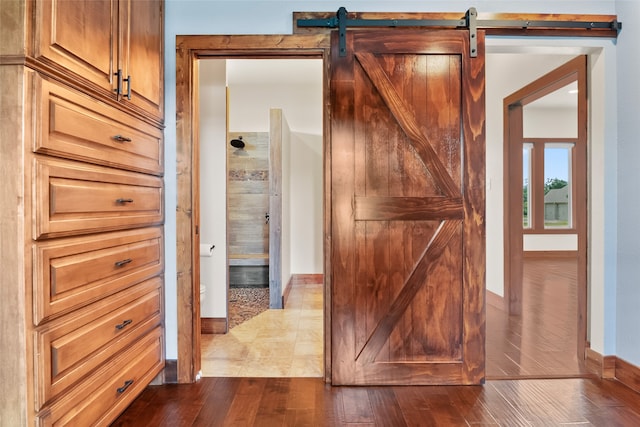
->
[503,56,588,359]
[175,34,331,383]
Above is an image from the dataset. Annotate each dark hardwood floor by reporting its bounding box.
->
[113,258,640,425]
[112,376,640,426]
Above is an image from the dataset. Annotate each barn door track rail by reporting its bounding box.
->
[296,7,622,57]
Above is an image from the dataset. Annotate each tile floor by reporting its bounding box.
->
[201,281,324,377]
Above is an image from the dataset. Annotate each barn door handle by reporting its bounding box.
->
[115,319,133,330]
[115,258,132,267]
[265,213,270,224]
[116,379,134,394]
[116,198,134,204]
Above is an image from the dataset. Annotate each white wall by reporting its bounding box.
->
[290,132,323,273]
[615,0,640,365]
[165,0,621,362]
[198,60,228,318]
[523,107,577,138]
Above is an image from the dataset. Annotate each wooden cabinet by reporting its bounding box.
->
[0,1,164,425]
[35,0,164,120]
[35,75,163,175]
[33,227,164,323]
[37,327,165,427]
[34,278,162,408]
[34,157,163,239]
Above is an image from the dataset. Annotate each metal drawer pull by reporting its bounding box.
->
[116,379,134,394]
[116,198,134,204]
[123,75,131,100]
[114,69,123,95]
[115,319,133,330]
[115,258,132,267]
[112,134,132,142]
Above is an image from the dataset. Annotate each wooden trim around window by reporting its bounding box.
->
[523,250,577,259]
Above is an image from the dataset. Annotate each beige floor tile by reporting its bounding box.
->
[201,360,243,377]
[201,281,324,378]
[293,340,322,357]
[289,356,323,377]
[239,358,293,377]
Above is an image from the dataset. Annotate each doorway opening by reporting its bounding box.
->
[197,57,324,376]
[487,53,589,379]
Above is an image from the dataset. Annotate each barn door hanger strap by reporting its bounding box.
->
[297,7,622,58]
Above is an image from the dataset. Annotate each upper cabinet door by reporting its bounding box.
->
[120,0,164,120]
[35,0,163,121]
[35,0,117,94]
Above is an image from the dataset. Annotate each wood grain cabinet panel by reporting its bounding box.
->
[35,75,163,175]
[34,0,164,120]
[34,0,116,96]
[120,0,164,119]
[34,157,163,239]
[33,227,163,324]
[34,278,162,408]
[37,327,164,427]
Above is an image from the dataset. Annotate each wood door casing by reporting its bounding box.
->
[330,29,485,385]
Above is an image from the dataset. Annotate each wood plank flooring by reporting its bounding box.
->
[486,257,588,378]
[112,377,640,426]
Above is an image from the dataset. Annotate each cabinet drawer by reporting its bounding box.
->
[35,75,163,175]
[37,327,164,427]
[34,157,163,239]
[33,227,163,324]
[34,278,162,409]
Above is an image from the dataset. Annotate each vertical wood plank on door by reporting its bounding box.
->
[330,30,356,385]
[460,30,486,383]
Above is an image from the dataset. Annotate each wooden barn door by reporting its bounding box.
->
[330,29,486,385]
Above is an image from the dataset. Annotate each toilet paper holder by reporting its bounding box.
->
[199,243,215,257]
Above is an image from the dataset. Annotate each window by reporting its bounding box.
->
[544,143,573,229]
